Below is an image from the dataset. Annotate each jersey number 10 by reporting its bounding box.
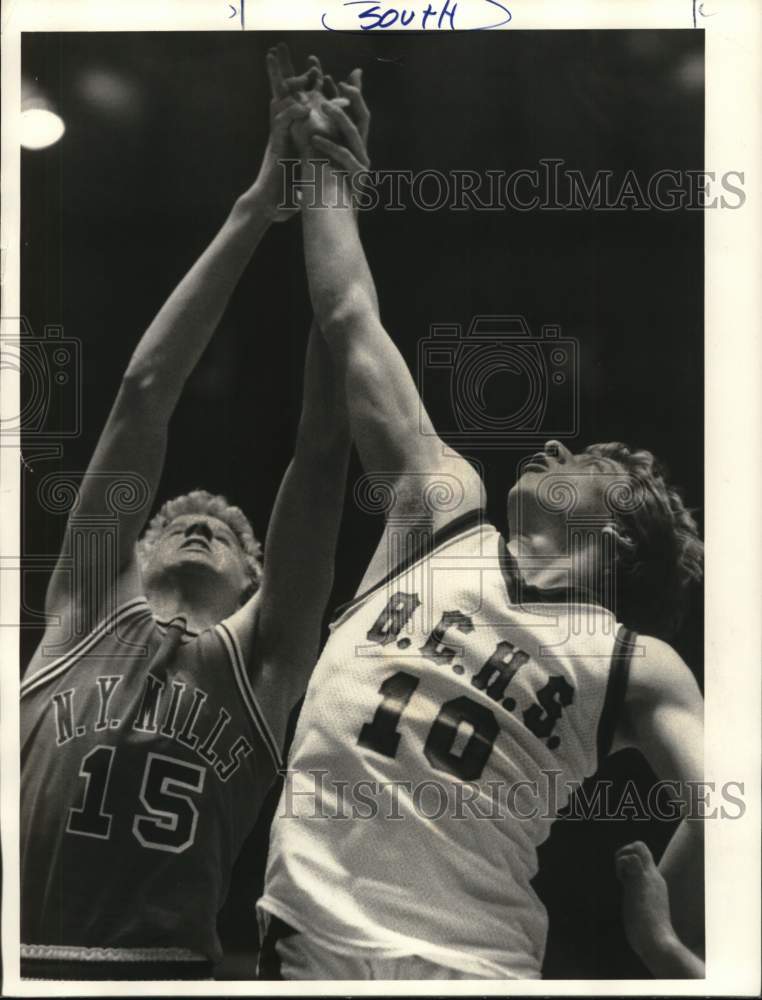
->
[358,671,499,781]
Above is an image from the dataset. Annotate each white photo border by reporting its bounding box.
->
[2,1,760,996]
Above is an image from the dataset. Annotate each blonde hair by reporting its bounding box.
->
[137,489,262,600]
[585,443,703,639]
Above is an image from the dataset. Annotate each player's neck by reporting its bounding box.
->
[146,580,237,633]
[508,535,569,590]
[507,534,607,598]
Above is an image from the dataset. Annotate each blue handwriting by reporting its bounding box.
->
[321,0,511,31]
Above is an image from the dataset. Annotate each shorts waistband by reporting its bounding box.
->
[21,944,212,981]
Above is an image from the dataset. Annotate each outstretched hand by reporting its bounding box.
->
[311,68,371,180]
[615,840,673,959]
[313,77,371,179]
[252,43,371,220]
[254,43,356,220]
[267,44,353,154]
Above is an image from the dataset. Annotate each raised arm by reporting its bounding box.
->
[269,49,484,549]
[612,636,705,971]
[218,49,353,749]
[231,320,350,748]
[302,139,447,477]
[40,89,311,655]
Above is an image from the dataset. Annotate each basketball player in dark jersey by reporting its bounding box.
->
[257,46,705,980]
[20,48,353,980]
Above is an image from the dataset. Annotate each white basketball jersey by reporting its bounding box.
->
[260,512,635,979]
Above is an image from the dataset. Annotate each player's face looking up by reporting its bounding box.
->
[141,513,250,610]
[507,440,628,565]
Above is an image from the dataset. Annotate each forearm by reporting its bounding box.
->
[300,158,438,475]
[300,158,379,333]
[636,931,705,979]
[293,319,350,456]
[125,186,273,411]
[264,322,349,573]
[658,818,704,951]
[254,324,350,697]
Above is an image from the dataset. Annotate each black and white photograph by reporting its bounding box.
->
[1,0,760,994]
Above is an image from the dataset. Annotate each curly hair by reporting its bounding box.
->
[584,443,703,640]
[137,490,263,601]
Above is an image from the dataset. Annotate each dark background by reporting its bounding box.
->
[21,30,704,980]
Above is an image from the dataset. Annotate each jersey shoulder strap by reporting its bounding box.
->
[596,625,638,760]
[20,597,153,700]
[214,618,283,770]
[329,507,488,630]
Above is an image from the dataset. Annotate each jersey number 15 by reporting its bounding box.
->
[66,747,205,853]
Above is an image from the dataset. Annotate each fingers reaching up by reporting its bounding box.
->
[338,68,371,145]
[306,55,325,91]
[270,98,310,132]
[266,48,289,100]
[317,101,370,169]
[265,45,371,183]
[267,43,324,102]
[615,840,657,877]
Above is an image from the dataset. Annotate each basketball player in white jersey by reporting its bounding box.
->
[20,49,357,979]
[257,46,705,980]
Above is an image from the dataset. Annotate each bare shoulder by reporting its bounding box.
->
[23,559,145,680]
[224,586,312,688]
[389,451,486,525]
[220,590,261,667]
[613,633,704,776]
[223,589,307,760]
[612,634,703,756]
[626,635,703,710]
[354,453,486,599]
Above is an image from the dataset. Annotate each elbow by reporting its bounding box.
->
[119,364,177,419]
[121,365,159,396]
[317,283,375,343]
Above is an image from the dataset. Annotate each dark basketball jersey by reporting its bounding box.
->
[21,596,281,968]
